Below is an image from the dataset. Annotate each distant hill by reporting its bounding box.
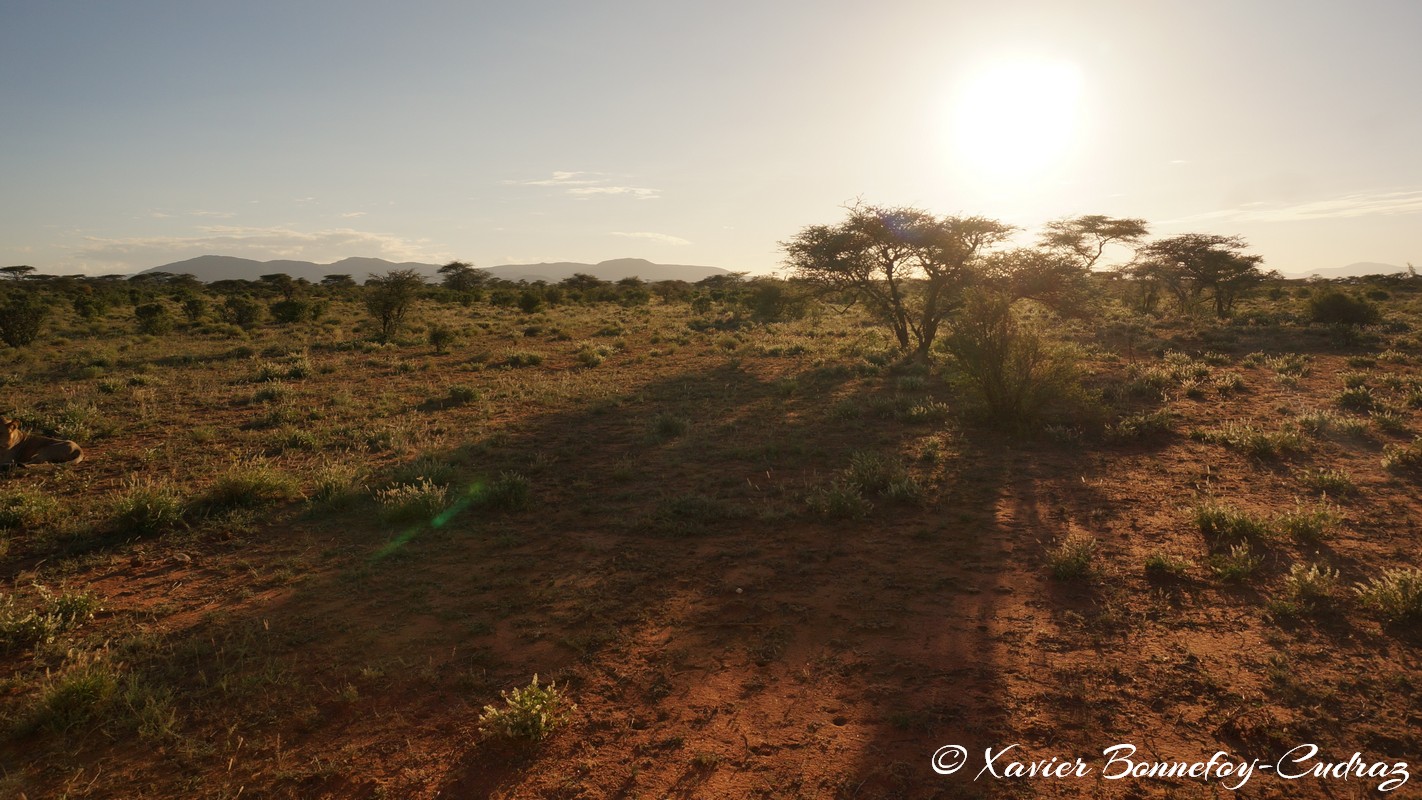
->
[483,258,729,283]
[137,256,732,284]
[1286,262,1412,279]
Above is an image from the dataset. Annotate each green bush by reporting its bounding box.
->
[221,296,264,327]
[947,291,1084,428]
[134,303,175,335]
[1308,290,1380,326]
[0,292,48,347]
[428,324,458,353]
[270,298,317,324]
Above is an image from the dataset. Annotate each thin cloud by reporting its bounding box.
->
[610,231,690,246]
[508,171,604,187]
[190,210,235,218]
[569,186,660,199]
[1174,189,1422,225]
[340,212,368,218]
[509,171,661,199]
[74,225,445,272]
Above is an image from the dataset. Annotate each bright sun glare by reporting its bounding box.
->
[950,58,1084,179]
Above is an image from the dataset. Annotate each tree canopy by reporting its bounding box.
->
[782,203,1013,358]
[1129,234,1264,317]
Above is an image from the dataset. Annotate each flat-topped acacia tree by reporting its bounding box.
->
[781,203,1014,361]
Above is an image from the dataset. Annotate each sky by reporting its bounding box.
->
[2,0,1419,277]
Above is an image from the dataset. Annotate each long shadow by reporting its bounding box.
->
[4,354,1110,799]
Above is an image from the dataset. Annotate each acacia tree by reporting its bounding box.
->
[1038,215,1150,269]
[364,268,427,342]
[1130,234,1264,317]
[782,203,1013,360]
[438,260,488,298]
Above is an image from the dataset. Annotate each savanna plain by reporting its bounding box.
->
[2,259,1421,799]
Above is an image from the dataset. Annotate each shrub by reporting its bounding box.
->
[180,295,206,322]
[221,296,264,327]
[574,342,609,368]
[364,269,426,342]
[1308,290,1380,325]
[270,298,317,324]
[73,295,107,320]
[428,324,458,353]
[1355,567,1422,623]
[947,291,1084,428]
[134,303,175,335]
[0,292,48,347]
[478,675,575,743]
[517,290,545,314]
[446,384,480,405]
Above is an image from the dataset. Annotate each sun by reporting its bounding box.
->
[949,58,1084,179]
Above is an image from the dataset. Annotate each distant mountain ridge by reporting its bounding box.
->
[1285,262,1412,279]
[137,256,732,284]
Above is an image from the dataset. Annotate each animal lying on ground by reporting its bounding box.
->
[1,418,84,467]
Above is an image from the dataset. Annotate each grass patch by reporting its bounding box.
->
[1194,501,1272,547]
[1355,567,1422,623]
[111,477,185,536]
[198,460,304,512]
[1046,533,1097,580]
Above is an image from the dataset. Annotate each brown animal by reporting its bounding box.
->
[1,418,84,467]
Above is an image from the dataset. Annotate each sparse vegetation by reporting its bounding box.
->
[1046,532,1097,580]
[2,257,1422,798]
[1355,567,1422,623]
[478,675,575,743]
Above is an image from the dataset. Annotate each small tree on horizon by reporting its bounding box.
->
[364,268,426,342]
